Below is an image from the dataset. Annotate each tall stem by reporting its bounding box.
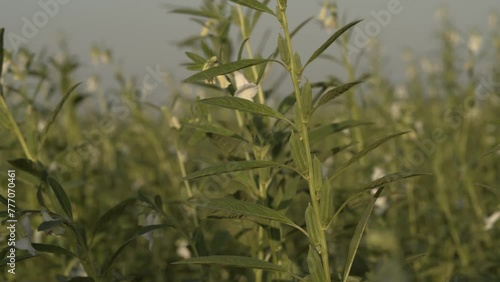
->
[277,2,331,280]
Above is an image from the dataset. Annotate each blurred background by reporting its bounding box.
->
[1,0,498,86]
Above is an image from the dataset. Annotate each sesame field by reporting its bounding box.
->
[0,1,499,281]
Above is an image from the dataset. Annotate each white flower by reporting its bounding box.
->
[86,76,99,92]
[175,239,191,259]
[21,214,33,237]
[467,33,482,55]
[484,211,500,231]
[16,238,37,256]
[370,168,389,214]
[169,116,181,130]
[390,103,402,120]
[142,212,161,251]
[234,71,258,101]
[371,167,385,181]
[16,214,37,256]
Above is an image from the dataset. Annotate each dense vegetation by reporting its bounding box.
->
[0,1,499,281]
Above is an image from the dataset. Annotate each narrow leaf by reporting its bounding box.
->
[169,8,219,19]
[304,20,362,69]
[185,52,206,64]
[361,172,430,191]
[342,186,384,282]
[39,83,81,151]
[7,158,47,180]
[315,80,364,110]
[185,160,282,180]
[184,59,269,83]
[329,132,409,181]
[198,97,290,123]
[47,176,73,220]
[32,243,76,257]
[93,198,136,235]
[135,223,173,236]
[195,198,298,228]
[228,0,275,16]
[309,121,372,145]
[186,123,247,142]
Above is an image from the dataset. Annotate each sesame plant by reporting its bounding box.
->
[0,1,498,282]
[171,1,426,281]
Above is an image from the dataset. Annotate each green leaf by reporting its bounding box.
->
[195,198,300,229]
[361,172,430,191]
[342,186,384,282]
[93,198,136,235]
[475,183,500,197]
[154,195,164,212]
[237,38,250,61]
[47,176,73,220]
[228,0,275,16]
[186,123,247,142]
[101,238,135,277]
[185,52,206,64]
[304,20,362,70]
[135,223,173,236]
[315,80,364,111]
[32,243,76,257]
[39,83,81,151]
[101,223,173,277]
[309,121,372,145]
[173,255,288,273]
[7,158,47,180]
[198,97,291,123]
[184,59,269,83]
[184,160,283,180]
[170,8,219,19]
[37,220,63,232]
[329,132,409,181]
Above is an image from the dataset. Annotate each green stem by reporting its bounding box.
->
[278,2,331,280]
[0,96,34,161]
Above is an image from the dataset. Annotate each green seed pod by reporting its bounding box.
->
[307,245,326,282]
[320,180,335,227]
[305,204,322,246]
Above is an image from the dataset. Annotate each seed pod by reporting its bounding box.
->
[320,180,335,227]
[307,245,326,282]
[305,204,322,247]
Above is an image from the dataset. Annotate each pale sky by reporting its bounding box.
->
[1,0,498,93]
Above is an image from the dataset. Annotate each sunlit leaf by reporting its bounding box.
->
[304,20,362,69]
[198,97,291,123]
[315,80,364,110]
[228,0,275,16]
[184,59,269,83]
